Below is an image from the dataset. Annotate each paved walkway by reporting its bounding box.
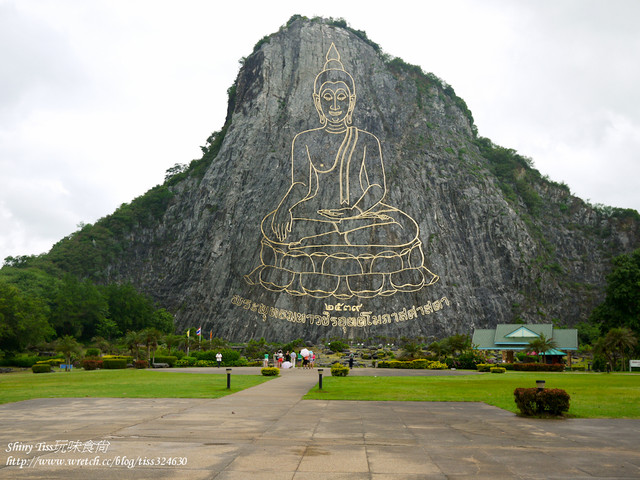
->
[0,368,638,479]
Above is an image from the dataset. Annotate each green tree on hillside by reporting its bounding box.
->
[0,281,54,352]
[590,249,640,336]
[50,275,108,340]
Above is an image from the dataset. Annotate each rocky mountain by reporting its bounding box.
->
[45,16,640,342]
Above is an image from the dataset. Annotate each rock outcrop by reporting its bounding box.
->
[56,17,640,342]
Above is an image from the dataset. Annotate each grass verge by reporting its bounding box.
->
[303,372,640,418]
[0,369,272,405]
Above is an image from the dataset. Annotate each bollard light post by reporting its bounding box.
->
[536,379,545,391]
[318,368,323,390]
[226,368,232,389]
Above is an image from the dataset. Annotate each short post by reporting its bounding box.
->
[536,379,545,391]
[318,368,323,390]
[226,368,232,389]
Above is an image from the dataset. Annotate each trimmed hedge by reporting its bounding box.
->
[331,363,350,376]
[261,367,280,376]
[32,363,52,373]
[490,367,506,374]
[514,387,570,416]
[378,359,447,370]
[102,358,127,369]
[513,363,565,372]
[135,360,148,369]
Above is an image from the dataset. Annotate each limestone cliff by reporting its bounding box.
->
[51,17,640,342]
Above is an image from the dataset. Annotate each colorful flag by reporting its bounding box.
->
[209,330,213,340]
[196,327,202,336]
[186,329,190,338]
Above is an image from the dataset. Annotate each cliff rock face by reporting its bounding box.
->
[98,18,638,341]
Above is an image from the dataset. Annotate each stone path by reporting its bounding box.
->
[0,368,638,479]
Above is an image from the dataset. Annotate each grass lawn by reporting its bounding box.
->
[0,369,272,405]
[304,372,640,419]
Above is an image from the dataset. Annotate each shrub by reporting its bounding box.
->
[177,357,197,367]
[195,360,214,367]
[514,387,570,416]
[490,367,506,374]
[135,360,148,369]
[153,355,178,367]
[45,358,65,367]
[32,363,52,373]
[513,363,564,372]
[261,367,280,376]
[85,348,100,357]
[102,358,127,369]
[328,340,349,352]
[102,355,133,364]
[2,356,45,368]
[378,360,447,370]
[82,358,103,370]
[411,359,429,369]
[476,363,492,372]
[331,363,350,377]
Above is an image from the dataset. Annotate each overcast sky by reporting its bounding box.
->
[2,0,639,262]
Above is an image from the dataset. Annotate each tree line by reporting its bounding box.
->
[0,261,173,354]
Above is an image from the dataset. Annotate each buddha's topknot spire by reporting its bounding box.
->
[323,43,344,71]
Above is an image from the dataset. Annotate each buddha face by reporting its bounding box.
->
[314,81,355,126]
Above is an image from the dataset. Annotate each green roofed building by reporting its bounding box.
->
[472,324,578,365]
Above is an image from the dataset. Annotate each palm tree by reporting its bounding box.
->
[123,331,143,360]
[603,327,637,371]
[524,334,558,364]
[55,335,82,372]
[140,328,163,363]
[428,340,447,361]
[162,334,182,355]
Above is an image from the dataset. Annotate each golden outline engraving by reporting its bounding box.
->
[245,43,438,299]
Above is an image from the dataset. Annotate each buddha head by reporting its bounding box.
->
[313,43,356,127]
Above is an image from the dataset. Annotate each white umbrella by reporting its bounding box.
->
[300,348,309,357]
[282,361,292,369]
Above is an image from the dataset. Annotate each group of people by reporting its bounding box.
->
[263,349,317,369]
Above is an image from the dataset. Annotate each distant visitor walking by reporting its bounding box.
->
[216,352,222,367]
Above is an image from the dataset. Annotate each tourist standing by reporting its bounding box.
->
[216,352,222,368]
[290,350,297,368]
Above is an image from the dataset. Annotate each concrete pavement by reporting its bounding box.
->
[0,367,638,479]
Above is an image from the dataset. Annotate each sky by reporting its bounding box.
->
[2,0,640,262]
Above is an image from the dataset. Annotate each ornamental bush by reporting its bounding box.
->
[490,367,506,374]
[476,363,492,372]
[331,363,350,376]
[102,358,127,369]
[135,360,148,369]
[82,357,103,370]
[261,367,280,376]
[514,387,570,416]
[32,363,52,373]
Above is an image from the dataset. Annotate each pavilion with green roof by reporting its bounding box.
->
[472,324,578,365]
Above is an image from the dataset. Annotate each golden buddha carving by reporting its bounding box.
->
[245,43,438,299]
